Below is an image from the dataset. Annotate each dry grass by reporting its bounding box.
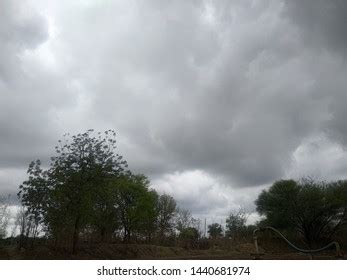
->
[0,242,342,260]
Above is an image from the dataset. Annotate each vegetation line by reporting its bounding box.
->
[1,130,346,259]
[254,226,343,257]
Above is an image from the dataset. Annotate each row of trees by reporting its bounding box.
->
[206,179,347,248]
[3,129,347,253]
[15,130,223,252]
[205,209,249,240]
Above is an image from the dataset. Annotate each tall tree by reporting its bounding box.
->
[256,179,347,247]
[92,178,120,242]
[225,208,248,241]
[18,130,129,253]
[0,195,10,239]
[156,194,177,240]
[134,188,158,242]
[175,208,193,233]
[114,174,158,242]
[18,160,49,246]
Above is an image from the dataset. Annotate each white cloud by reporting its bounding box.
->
[152,169,264,224]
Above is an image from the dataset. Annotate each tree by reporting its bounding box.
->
[179,227,200,240]
[156,194,176,240]
[18,130,129,253]
[208,223,223,239]
[115,174,158,242]
[175,208,193,232]
[256,179,347,247]
[0,195,10,239]
[135,188,158,242]
[92,178,120,242]
[15,206,36,248]
[225,208,248,241]
[17,160,48,246]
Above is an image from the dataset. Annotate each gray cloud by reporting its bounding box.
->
[0,0,48,82]
[283,0,347,55]
[0,0,85,169]
[1,0,347,218]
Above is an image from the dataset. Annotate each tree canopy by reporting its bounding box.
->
[225,209,247,240]
[17,130,176,252]
[208,223,223,239]
[14,130,347,255]
[256,178,347,247]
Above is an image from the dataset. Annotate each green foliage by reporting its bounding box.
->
[256,179,299,229]
[255,178,347,246]
[92,178,120,242]
[18,160,49,235]
[179,227,199,240]
[136,189,158,241]
[225,209,247,240]
[18,130,164,251]
[208,223,223,239]
[114,174,158,242]
[156,194,177,240]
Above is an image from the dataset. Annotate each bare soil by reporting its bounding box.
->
[0,243,343,260]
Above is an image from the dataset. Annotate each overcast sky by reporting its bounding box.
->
[1,0,347,225]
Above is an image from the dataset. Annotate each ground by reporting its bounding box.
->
[0,243,343,260]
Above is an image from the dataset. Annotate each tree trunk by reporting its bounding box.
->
[147,232,152,244]
[100,227,106,243]
[72,216,80,254]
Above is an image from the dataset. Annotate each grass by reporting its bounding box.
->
[0,242,342,260]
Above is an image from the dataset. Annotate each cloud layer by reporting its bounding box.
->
[1,0,347,220]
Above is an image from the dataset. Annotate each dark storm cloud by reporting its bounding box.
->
[0,0,50,169]
[283,0,347,147]
[1,0,347,208]
[73,0,335,186]
[0,168,26,199]
[283,0,347,54]
[0,0,85,171]
[0,0,48,82]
